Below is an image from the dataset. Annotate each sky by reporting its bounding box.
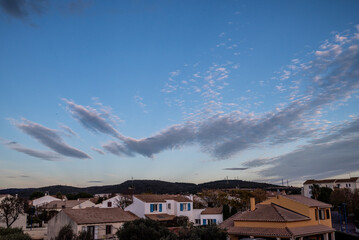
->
[1,0,359,189]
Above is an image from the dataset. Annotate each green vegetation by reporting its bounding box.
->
[0,227,31,240]
[66,192,93,200]
[116,219,227,240]
[29,191,45,200]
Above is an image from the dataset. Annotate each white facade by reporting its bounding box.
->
[33,195,61,207]
[303,177,359,198]
[95,194,126,208]
[125,195,223,226]
[200,213,223,226]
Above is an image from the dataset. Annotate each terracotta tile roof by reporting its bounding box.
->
[145,214,176,221]
[40,199,91,209]
[288,224,335,236]
[233,203,309,222]
[335,177,359,183]
[227,226,292,238]
[282,195,332,208]
[63,208,138,225]
[134,194,192,203]
[219,211,242,229]
[303,179,336,184]
[201,207,223,215]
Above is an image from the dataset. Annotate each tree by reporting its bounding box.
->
[56,224,75,240]
[223,204,230,220]
[0,227,31,240]
[317,187,333,203]
[178,225,227,240]
[29,191,44,200]
[116,219,176,240]
[0,196,24,228]
[311,184,320,200]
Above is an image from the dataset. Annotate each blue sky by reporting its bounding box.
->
[1,0,359,189]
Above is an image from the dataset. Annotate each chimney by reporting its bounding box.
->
[250,197,255,211]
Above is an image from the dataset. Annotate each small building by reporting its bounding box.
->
[32,194,62,208]
[221,195,335,240]
[303,177,359,198]
[39,199,95,211]
[46,208,138,240]
[124,194,223,226]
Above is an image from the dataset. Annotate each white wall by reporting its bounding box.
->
[72,200,95,209]
[125,196,145,218]
[46,211,77,240]
[176,202,194,222]
[200,214,223,225]
[33,196,61,207]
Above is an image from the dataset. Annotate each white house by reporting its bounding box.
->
[303,177,359,198]
[95,194,131,209]
[32,193,61,208]
[124,194,223,226]
[200,207,223,226]
[46,208,138,240]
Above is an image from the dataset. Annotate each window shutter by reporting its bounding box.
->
[180,203,183,211]
[203,219,206,225]
[159,204,162,212]
[188,203,191,211]
[150,204,154,212]
[214,219,216,224]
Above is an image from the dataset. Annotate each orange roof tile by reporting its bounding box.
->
[201,207,223,215]
[63,208,138,224]
[283,195,332,208]
[233,203,310,222]
[134,194,191,203]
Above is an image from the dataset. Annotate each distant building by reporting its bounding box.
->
[32,193,62,208]
[303,177,359,198]
[46,208,138,240]
[125,194,223,226]
[221,195,335,240]
[39,199,95,211]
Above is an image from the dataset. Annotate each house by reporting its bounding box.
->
[221,195,335,240]
[303,177,359,198]
[46,208,138,240]
[32,193,62,208]
[124,194,223,226]
[95,194,132,209]
[39,199,95,211]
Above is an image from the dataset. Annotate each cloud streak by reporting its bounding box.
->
[14,119,91,159]
[64,99,125,140]
[2,140,62,161]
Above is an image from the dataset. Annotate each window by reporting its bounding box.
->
[315,209,318,220]
[207,219,217,225]
[195,219,200,224]
[309,185,313,189]
[180,203,191,211]
[167,203,171,210]
[326,209,330,219]
[107,202,112,207]
[106,225,112,235]
[319,209,325,220]
[337,184,340,188]
[150,203,162,212]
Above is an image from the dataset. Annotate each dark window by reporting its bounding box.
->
[315,209,318,220]
[107,202,112,207]
[326,209,330,219]
[319,209,325,220]
[106,225,112,234]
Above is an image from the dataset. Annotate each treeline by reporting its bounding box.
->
[0,179,284,199]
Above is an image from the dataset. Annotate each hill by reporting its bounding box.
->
[0,179,284,198]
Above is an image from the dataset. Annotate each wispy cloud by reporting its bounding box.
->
[64,99,125,140]
[1,139,62,161]
[223,167,248,170]
[0,0,48,20]
[13,119,91,159]
[100,28,359,160]
[91,147,104,155]
[88,180,102,183]
[59,123,78,137]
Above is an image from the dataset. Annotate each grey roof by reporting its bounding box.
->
[283,195,332,208]
[63,208,138,224]
[233,203,310,222]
